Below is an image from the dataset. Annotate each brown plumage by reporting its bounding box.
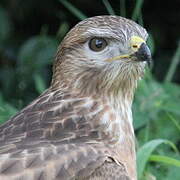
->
[0,16,151,180]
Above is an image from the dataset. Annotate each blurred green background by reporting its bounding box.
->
[0,0,179,179]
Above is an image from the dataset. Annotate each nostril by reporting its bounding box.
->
[132,45,138,48]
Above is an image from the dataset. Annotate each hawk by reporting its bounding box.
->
[0,16,151,180]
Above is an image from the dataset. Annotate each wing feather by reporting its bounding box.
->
[0,144,108,180]
[0,89,130,179]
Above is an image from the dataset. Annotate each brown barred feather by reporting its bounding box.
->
[0,15,149,180]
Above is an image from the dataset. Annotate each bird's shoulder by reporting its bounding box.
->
[0,89,130,180]
[0,88,105,152]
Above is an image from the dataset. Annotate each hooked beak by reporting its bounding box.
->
[106,35,152,67]
[131,42,152,66]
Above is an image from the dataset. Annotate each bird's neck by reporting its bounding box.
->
[51,73,137,179]
[51,61,140,103]
[51,59,140,179]
[96,94,136,180]
[94,92,135,145]
[51,58,140,145]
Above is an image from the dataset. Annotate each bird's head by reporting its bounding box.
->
[52,16,151,98]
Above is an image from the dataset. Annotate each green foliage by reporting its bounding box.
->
[59,0,87,20]
[134,71,180,179]
[18,35,58,72]
[102,0,115,15]
[149,155,180,167]
[0,93,17,124]
[34,74,47,94]
[137,139,179,179]
[0,1,179,179]
[22,36,56,91]
[120,0,126,17]
[165,42,180,82]
[131,0,144,21]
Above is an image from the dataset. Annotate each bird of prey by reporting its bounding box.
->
[0,16,151,180]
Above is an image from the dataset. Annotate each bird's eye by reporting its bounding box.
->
[89,38,107,52]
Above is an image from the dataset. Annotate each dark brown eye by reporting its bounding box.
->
[89,37,107,52]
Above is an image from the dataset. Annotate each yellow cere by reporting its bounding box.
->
[106,36,145,62]
[130,36,145,51]
[130,36,145,45]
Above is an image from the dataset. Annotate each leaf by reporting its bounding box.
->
[18,35,58,70]
[137,139,178,179]
[102,0,115,15]
[34,74,47,94]
[144,172,156,180]
[165,166,180,180]
[133,77,167,129]
[58,0,87,20]
[160,102,180,115]
[166,113,180,132]
[56,22,69,40]
[120,0,126,17]
[149,155,180,167]
[147,33,155,55]
[163,82,180,97]
[164,42,180,82]
[0,93,17,124]
[131,0,144,21]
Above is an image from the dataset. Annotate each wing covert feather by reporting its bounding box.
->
[0,143,108,180]
[0,90,130,179]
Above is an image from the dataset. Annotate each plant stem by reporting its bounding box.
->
[120,0,126,17]
[132,0,144,21]
[58,0,87,20]
[165,42,180,82]
[102,0,115,15]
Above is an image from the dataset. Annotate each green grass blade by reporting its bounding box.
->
[144,120,150,143]
[137,139,178,179]
[34,74,46,94]
[58,0,87,20]
[102,0,115,15]
[56,22,69,40]
[131,0,144,21]
[164,41,180,82]
[147,33,155,55]
[149,155,180,167]
[120,0,126,17]
[137,11,143,26]
[166,112,180,132]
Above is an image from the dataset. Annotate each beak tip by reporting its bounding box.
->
[135,43,152,63]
